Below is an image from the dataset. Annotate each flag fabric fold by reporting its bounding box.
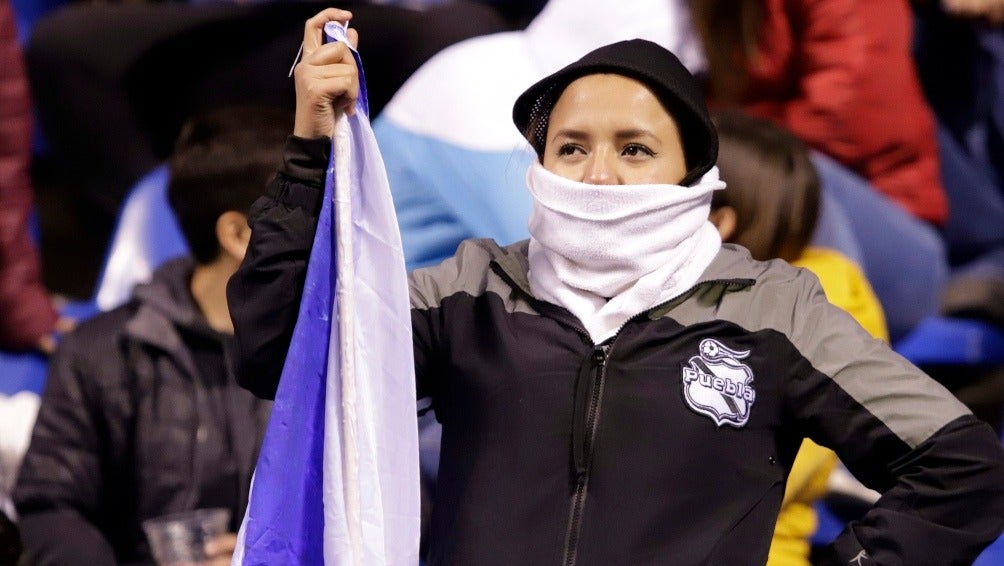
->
[234,22,420,566]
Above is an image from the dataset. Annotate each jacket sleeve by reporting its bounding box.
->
[12,334,115,565]
[0,1,58,350]
[17,510,116,566]
[227,136,331,400]
[779,270,1004,565]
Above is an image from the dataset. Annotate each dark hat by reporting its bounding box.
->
[513,39,717,186]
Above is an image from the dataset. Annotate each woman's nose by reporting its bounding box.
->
[584,149,617,185]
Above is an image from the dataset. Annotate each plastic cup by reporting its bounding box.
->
[141,508,231,565]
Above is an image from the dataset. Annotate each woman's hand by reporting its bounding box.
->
[293,8,361,139]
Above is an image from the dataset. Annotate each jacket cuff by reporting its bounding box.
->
[816,529,872,566]
[264,135,331,213]
[280,135,331,185]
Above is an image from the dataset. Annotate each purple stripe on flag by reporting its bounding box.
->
[238,137,338,566]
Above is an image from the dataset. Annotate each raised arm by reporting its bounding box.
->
[228,137,330,399]
[227,9,359,399]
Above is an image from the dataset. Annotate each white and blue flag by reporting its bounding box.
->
[234,22,420,566]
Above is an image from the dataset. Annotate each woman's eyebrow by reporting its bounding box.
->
[614,128,659,141]
[549,128,660,143]
[550,128,589,143]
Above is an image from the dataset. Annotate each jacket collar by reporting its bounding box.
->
[122,258,222,369]
[492,240,756,308]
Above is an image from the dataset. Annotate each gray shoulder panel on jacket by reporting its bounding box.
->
[665,246,970,450]
[409,239,538,316]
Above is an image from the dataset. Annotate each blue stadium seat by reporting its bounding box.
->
[10,0,67,44]
[0,351,45,397]
[894,315,1004,366]
[810,500,845,546]
[0,300,98,397]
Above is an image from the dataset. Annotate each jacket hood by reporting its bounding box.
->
[129,258,219,343]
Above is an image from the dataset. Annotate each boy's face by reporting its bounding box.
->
[542,74,687,186]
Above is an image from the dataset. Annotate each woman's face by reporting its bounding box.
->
[542,74,687,185]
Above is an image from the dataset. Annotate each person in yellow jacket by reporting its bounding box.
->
[709,111,889,566]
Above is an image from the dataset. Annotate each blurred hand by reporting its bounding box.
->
[292,8,361,139]
[36,316,76,355]
[942,0,1004,24]
[202,532,238,566]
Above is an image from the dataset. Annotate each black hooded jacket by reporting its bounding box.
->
[13,258,271,565]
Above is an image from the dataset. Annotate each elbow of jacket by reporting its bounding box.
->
[985,449,1004,536]
[947,417,1004,541]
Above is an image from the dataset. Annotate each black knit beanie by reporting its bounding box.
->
[512,39,717,186]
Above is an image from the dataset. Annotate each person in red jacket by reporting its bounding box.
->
[694,0,946,222]
[0,0,65,353]
[689,0,950,341]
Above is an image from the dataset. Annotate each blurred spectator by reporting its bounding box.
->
[710,110,889,566]
[24,0,511,297]
[941,0,1004,23]
[690,0,949,341]
[914,0,1004,326]
[693,0,945,224]
[12,106,285,566]
[0,0,62,353]
[710,111,889,342]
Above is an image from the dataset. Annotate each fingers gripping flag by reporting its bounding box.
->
[234,22,420,566]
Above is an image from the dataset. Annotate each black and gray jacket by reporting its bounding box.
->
[228,137,1004,566]
[15,259,271,566]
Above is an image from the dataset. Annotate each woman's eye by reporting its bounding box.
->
[557,144,583,156]
[622,144,655,157]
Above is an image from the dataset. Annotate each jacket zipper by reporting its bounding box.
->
[490,261,755,565]
[556,280,752,566]
[562,343,610,566]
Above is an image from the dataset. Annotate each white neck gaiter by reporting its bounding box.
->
[526,161,724,343]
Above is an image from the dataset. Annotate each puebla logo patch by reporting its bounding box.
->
[682,338,756,428]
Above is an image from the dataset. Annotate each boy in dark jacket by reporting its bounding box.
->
[11,106,288,566]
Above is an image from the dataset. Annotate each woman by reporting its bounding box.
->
[228,8,1004,565]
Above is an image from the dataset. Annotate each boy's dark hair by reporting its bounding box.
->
[711,111,820,263]
[167,105,292,264]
